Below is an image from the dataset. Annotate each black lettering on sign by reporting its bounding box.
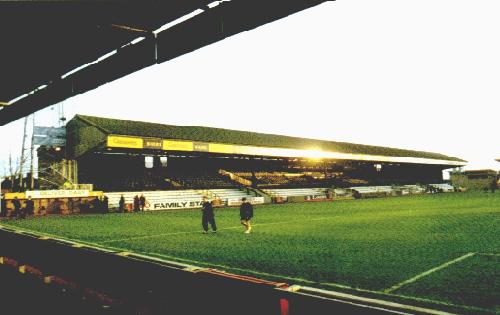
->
[152,200,202,210]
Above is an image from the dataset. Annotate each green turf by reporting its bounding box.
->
[2,192,499,313]
[396,254,500,312]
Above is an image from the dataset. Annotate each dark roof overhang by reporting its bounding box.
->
[0,0,329,125]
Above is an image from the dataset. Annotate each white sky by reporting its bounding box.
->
[1,0,499,177]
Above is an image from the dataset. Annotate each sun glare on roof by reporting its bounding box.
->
[303,149,324,160]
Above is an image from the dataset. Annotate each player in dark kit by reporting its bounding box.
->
[201,197,217,233]
[119,195,125,213]
[139,194,146,211]
[12,196,21,218]
[240,197,254,234]
[25,196,35,216]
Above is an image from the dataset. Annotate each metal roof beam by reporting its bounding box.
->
[0,1,330,125]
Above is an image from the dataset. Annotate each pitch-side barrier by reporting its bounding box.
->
[0,226,455,315]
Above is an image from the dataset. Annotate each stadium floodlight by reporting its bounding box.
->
[160,156,168,167]
[145,156,154,169]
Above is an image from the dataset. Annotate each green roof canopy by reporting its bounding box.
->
[71,115,465,164]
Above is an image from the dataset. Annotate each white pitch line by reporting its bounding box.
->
[100,216,333,244]
[477,252,500,257]
[384,252,476,293]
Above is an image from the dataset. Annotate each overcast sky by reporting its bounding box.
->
[1,0,499,177]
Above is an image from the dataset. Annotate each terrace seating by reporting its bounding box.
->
[235,172,331,188]
[169,172,236,189]
[429,183,455,192]
[350,186,394,194]
[99,170,239,192]
[400,185,426,194]
[348,185,433,198]
[234,172,291,186]
[234,171,373,189]
[262,188,328,200]
[349,186,394,199]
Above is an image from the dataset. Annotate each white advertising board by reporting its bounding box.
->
[147,200,204,211]
[227,197,264,206]
[26,190,90,199]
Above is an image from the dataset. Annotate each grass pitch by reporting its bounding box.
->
[2,192,499,313]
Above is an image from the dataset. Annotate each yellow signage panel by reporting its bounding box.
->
[209,143,235,154]
[107,135,143,149]
[143,138,163,149]
[163,140,193,151]
[193,142,209,152]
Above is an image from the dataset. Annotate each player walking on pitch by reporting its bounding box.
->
[240,197,254,234]
[201,197,217,233]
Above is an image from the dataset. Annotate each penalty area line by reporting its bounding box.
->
[384,252,476,294]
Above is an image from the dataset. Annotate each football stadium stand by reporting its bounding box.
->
[31,115,467,198]
[450,169,499,191]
